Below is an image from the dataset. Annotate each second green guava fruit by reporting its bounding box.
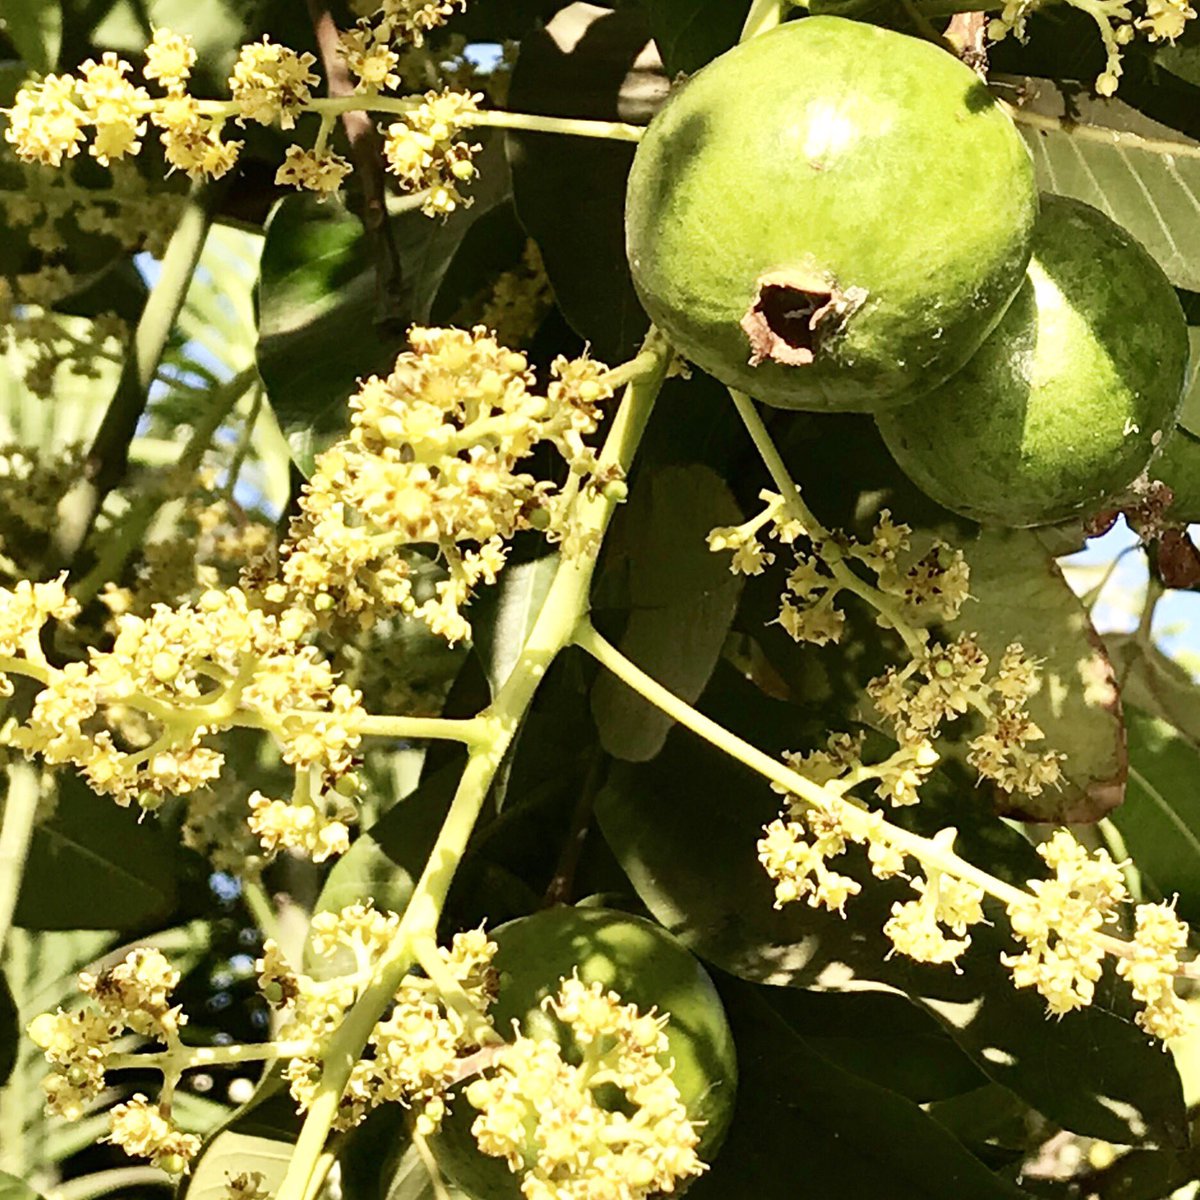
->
[876,195,1189,528]
[431,906,737,1198]
[624,15,1037,411]
[1149,426,1200,523]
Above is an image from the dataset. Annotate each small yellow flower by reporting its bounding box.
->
[229,37,318,129]
[143,28,196,92]
[5,75,87,166]
[275,145,353,194]
[383,89,482,216]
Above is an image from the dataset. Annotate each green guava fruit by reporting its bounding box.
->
[875,195,1189,528]
[624,15,1037,411]
[431,906,737,1198]
[1150,426,1200,523]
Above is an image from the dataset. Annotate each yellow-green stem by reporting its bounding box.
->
[0,764,40,959]
[728,388,929,658]
[273,329,670,1200]
[71,364,260,605]
[741,0,789,40]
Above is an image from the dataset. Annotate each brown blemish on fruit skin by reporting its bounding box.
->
[740,271,864,368]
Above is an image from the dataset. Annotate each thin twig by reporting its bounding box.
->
[306,0,407,327]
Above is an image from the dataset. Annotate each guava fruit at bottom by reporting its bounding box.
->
[624,15,1037,411]
[431,907,737,1198]
[875,195,1188,528]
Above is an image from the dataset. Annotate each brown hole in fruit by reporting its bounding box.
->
[741,275,840,368]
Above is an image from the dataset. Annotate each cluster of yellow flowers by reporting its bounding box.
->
[0,272,126,398]
[1003,832,1191,1039]
[0,578,364,857]
[2,158,183,256]
[100,491,276,621]
[348,0,468,45]
[4,8,492,205]
[989,0,1197,95]
[469,239,555,347]
[0,444,87,575]
[27,947,200,1171]
[870,636,1064,796]
[709,501,969,646]
[383,88,482,215]
[760,784,1192,1036]
[466,975,705,1200]
[260,905,497,1132]
[278,326,613,644]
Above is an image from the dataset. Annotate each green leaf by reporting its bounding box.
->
[179,1075,299,1200]
[1109,707,1200,925]
[257,142,511,471]
[763,987,986,1104]
[943,527,1126,823]
[0,1172,44,1200]
[383,1142,469,1200]
[469,553,560,696]
[592,465,743,761]
[506,5,656,361]
[595,672,1187,1147]
[0,972,15,1088]
[687,981,1032,1200]
[1015,85,1200,291]
[16,774,180,931]
[309,763,463,969]
[645,0,751,75]
[1108,632,1200,744]
[2,1,61,73]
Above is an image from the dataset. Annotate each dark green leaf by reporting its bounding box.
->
[645,0,751,75]
[16,773,179,931]
[595,673,1187,1146]
[257,139,511,471]
[1110,706,1200,924]
[763,987,986,1103]
[0,971,15,1088]
[592,464,743,761]
[688,981,1031,1200]
[1082,1147,1198,1200]
[2,1,61,73]
[312,763,463,933]
[469,553,560,696]
[506,4,658,360]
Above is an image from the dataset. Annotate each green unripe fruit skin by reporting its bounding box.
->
[624,16,1037,412]
[1151,427,1200,523]
[876,195,1189,528]
[432,907,737,1198]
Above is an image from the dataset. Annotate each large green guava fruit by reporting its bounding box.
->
[875,195,1189,528]
[431,906,737,1197]
[624,15,1037,411]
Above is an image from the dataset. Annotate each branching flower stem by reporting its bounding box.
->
[272,328,671,1200]
[571,620,1173,974]
[70,364,262,606]
[728,388,929,659]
